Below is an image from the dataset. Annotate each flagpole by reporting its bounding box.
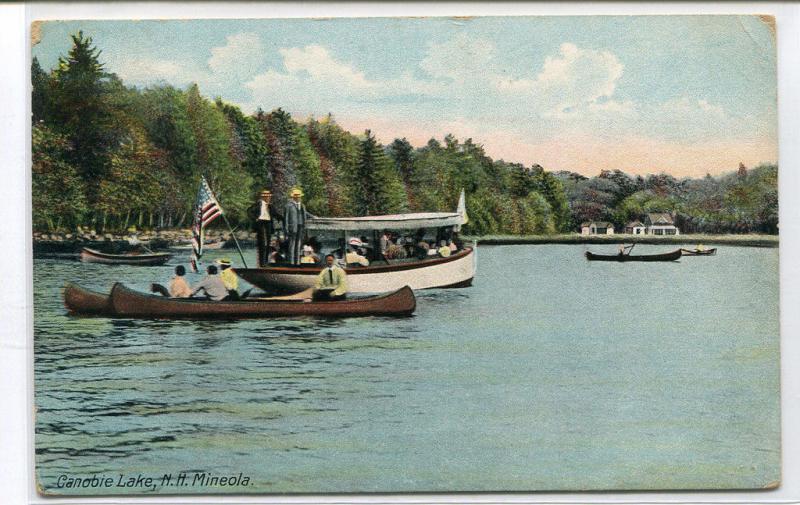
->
[221,213,248,268]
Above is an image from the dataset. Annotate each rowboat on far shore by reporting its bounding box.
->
[79,247,172,266]
[585,249,682,262]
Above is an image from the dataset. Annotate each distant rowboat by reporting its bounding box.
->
[80,247,172,266]
[681,248,717,256]
[585,249,682,262]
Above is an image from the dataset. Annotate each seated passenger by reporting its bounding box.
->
[438,240,451,257]
[313,254,347,301]
[380,230,391,255]
[151,265,192,298]
[346,238,370,266]
[427,242,438,256]
[385,243,407,260]
[216,258,239,299]
[300,245,319,264]
[169,265,192,298]
[191,265,228,301]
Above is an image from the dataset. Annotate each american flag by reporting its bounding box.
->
[190,177,224,272]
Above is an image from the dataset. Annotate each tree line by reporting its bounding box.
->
[32,32,777,236]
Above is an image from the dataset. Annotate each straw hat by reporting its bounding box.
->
[259,189,272,197]
[290,188,304,197]
[216,258,232,267]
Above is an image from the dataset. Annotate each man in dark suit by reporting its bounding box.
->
[248,189,283,267]
[283,188,313,265]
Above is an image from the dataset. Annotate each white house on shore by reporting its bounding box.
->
[624,220,647,235]
[645,213,680,235]
[581,221,615,236]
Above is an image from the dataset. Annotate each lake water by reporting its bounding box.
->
[33,244,780,494]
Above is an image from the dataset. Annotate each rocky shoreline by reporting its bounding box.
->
[33,228,257,255]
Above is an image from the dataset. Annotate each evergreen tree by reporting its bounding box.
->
[355,130,408,215]
[31,57,51,124]
[257,108,298,208]
[388,137,416,206]
[49,31,123,199]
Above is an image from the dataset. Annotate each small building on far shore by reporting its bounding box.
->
[646,213,680,235]
[624,220,647,235]
[581,221,615,236]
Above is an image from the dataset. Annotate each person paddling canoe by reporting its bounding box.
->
[312,254,347,301]
[618,243,636,256]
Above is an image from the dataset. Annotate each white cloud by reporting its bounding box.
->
[419,34,496,83]
[279,45,374,90]
[113,32,268,93]
[243,44,442,114]
[497,43,624,115]
[114,57,206,87]
[207,32,267,83]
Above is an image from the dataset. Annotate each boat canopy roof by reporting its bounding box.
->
[307,212,465,231]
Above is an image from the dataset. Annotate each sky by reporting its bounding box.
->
[32,16,778,177]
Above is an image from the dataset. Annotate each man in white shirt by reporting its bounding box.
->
[249,189,282,267]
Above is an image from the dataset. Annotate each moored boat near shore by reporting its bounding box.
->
[80,247,172,266]
[585,249,682,262]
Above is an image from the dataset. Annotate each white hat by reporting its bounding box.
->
[348,238,363,247]
[302,245,314,253]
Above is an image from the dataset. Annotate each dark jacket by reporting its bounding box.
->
[283,201,312,236]
[248,202,283,231]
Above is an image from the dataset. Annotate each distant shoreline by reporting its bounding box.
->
[31,230,778,255]
[464,233,779,248]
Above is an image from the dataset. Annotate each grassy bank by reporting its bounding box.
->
[464,233,779,248]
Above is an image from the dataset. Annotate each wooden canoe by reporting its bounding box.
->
[681,248,717,256]
[80,247,172,266]
[585,249,682,262]
[108,283,416,318]
[63,283,113,315]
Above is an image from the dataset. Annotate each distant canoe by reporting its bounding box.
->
[103,283,416,318]
[80,247,171,266]
[63,283,112,315]
[585,249,682,262]
[681,248,717,256]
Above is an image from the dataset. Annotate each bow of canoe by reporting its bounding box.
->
[63,283,113,315]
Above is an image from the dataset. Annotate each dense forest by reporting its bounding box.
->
[32,32,778,236]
